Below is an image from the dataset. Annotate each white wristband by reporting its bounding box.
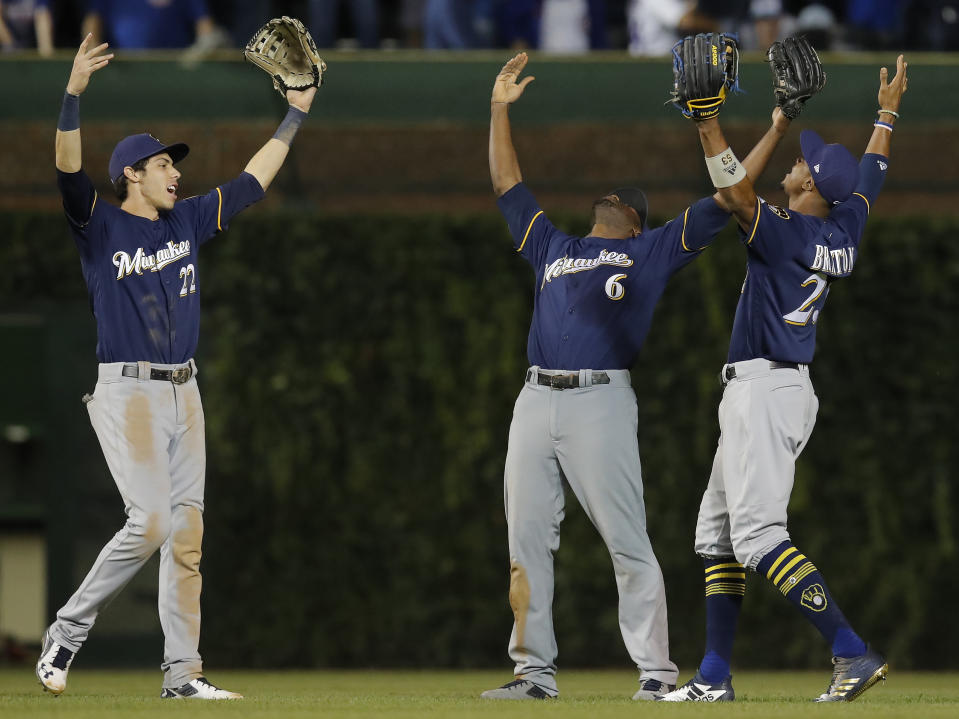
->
[705,147,747,188]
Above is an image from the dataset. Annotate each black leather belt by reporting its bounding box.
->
[121,364,193,385]
[722,361,799,384]
[526,369,610,390]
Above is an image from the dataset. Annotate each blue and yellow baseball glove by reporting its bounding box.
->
[670,33,740,121]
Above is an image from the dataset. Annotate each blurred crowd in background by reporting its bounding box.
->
[2,0,957,57]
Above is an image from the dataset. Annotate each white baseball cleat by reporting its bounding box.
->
[160,677,243,700]
[658,671,735,702]
[36,629,76,695]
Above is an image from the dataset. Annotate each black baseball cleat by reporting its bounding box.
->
[632,678,676,700]
[815,645,888,702]
[480,678,554,700]
[160,676,243,700]
[657,671,734,702]
[36,629,75,696]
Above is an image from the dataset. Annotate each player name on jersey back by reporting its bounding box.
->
[809,244,855,277]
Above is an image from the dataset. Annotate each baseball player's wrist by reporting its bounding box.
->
[58,91,80,131]
[704,147,746,188]
[877,109,898,128]
[272,106,307,146]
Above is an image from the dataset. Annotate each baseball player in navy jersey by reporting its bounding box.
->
[481,53,796,702]
[660,56,908,703]
[35,34,316,700]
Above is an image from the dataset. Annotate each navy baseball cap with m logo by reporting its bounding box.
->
[800,129,859,205]
[109,133,190,184]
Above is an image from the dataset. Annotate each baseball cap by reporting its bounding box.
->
[109,133,190,184]
[608,187,648,228]
[799,129,859,205]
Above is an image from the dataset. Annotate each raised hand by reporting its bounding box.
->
[878,55,908,113]
[286,86,317,113]
[66,33,113,96]
[492,52,535,106]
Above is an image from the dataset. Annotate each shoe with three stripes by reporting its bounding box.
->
[657,671,734,702]
[815,645,888,702]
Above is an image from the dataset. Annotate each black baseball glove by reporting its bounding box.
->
[670,33,740,121]
[244,16,327,98]
[767,35,826,120]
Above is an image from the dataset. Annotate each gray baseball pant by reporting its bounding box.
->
[49,361,206,689]
[503,367,678,694]
[695,359,819,569]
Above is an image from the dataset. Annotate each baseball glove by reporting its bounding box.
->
[767,35,826,120]
[670,33,740,121]
[244,16,327,98]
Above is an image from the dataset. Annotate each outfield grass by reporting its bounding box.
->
[2,669,957,718]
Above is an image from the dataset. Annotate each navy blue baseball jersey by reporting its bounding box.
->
[727,153,889,365]
[498,183,729,369]
[57,169,264,363]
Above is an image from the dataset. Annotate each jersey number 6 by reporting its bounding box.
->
[605,273,627,301]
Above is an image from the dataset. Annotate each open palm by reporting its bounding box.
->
[66,33,113,96]
[492,52,535,105]
[878,54,908,112]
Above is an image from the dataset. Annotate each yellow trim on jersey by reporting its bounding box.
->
[90,191,98,217]
[853,192,870,214]
[517,210,544,253]
[745,197,762,245]
[215,187,224,231]
[680,207,692,251]
[764,546,797,579]
[773,553,807,586]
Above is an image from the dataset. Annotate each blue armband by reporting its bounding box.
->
[272,106,307,146]
[58,92,80,131]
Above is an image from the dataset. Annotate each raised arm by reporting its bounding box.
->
[697,117,757,231]
[243,87,316,191]
[711,107,791,213]
[489,52,534,197]
[55,34,113,173]
[866,55,908,158]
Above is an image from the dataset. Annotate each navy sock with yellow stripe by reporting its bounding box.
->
[698,557,746,684]
[756,541,867,658]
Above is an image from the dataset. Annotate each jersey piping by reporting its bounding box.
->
[852,192,870,213]
[517,210,544,253]
[745,197,761,244]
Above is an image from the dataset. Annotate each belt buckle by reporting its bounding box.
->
[171,366,192,385]
[550,374,575,390]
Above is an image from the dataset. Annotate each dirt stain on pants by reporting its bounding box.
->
[172,506,204,641]
[509,560,531,649]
